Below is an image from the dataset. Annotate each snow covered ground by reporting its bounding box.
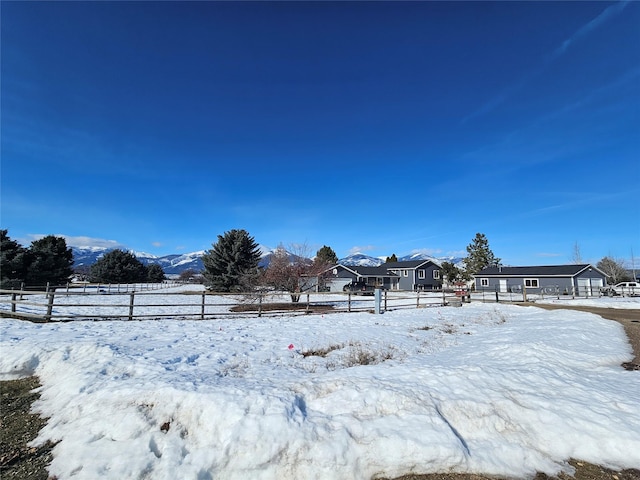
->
[533,295,640,309]
[1,292,639,480]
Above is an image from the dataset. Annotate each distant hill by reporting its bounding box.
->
[71,247,206,275]
[339,251,464,267]
[338,253,385,267]
[72,246,464,275]
[72,245,283,276]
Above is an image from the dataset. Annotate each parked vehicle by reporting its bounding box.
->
[343,282,378,295]
[601,282,640,297]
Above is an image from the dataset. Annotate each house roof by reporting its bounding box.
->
[384,260,437,270]
[476,264,603,277]
[343,265,399,277]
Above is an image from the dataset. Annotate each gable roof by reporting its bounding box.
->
[476,264,604,277]
[384,260,438,270]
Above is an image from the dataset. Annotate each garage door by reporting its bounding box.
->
[577,278,591,297]
[329,278,352,292]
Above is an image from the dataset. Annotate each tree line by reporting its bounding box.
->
[1,228,633,293]
[1,230,165,288]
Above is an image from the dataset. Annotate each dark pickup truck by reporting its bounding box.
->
[343,282,378,295]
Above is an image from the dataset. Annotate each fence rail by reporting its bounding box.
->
[473,284,616,303]
[0,286,463,322]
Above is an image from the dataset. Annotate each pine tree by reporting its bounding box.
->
[146,263,166,283]
[202,229,262,292]
[89,249,148,284]
[385,253,398,263]
[1,229,29,289]
[463,233,501,277]
[314,245,338,267]
[26,235,74,286]
[440,261,462,285]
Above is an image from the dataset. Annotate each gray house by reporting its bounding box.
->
[384,260,442,291]
[474,264,607,297]
[319,265,398,292]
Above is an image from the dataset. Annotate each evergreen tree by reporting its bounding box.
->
[202,229,261,292]
[463,233,501,277]
[1,229,29,289]
[385,253,398,263]
[25,235,74,286]
[440,261,462,285]
[146,263,166,283]
[89,249,148,284]
[314,245,338,266]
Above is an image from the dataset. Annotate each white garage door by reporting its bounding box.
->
[329,278,352,292]
[577,278,591,297]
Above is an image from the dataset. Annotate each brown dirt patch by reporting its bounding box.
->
[230,302,335,313]
[0,377,56,480]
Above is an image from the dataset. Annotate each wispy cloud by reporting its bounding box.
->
[462,1,630,124]
[23,234,124,249]
[552,1,630,58]
[151,241,163,248]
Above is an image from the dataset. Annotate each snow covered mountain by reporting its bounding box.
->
[71,246,464,275]
[338,253,385,267]
[338,251,465,267]
[70,247,205,275]
[397,252,465,265]
[72,245,277,275]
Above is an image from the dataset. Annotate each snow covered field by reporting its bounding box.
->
[1,291,639,480]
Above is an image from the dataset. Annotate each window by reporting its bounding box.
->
[418,270,425,279]
[524,278,539,288]
[480,278,489,287]
[433,270,440,279]
[403,270,408,277]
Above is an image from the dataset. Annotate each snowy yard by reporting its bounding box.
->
[1,290,639,480]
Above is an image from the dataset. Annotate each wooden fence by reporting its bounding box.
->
[473,284,611,303]
[0,286,462,322]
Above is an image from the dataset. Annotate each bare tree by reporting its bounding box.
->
[571,241,583,264]
[597,256,632,285]
[263,243,324,302]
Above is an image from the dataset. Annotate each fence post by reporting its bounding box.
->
[374,289,381,314]
[201,293,205,320]
[19,282,25,300]
[258,294,263,317]
[523,285,527,302]
[416,291,420,308]
[129,293,135,321]
[306,293,310,313]
[11,293,16,313]
[384,290,388,311]
[348,293,351,312]
[45,282,50,296]
[45,292,55,322]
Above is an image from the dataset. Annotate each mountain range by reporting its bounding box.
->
[71,247,463,276]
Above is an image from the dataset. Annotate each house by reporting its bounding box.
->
[315,260,442,292]
[384,260,442,291]
[319,265,399,292]
[474,264,607,297]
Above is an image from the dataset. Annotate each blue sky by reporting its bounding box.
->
[2,1,639,266]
